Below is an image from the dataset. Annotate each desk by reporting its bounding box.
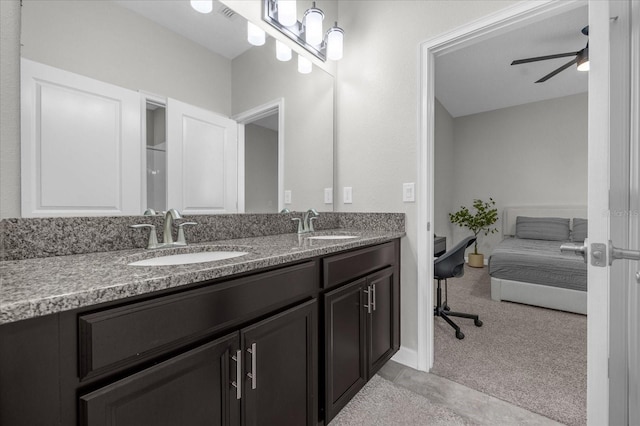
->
[434,236,446,257]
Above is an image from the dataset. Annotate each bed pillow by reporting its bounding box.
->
[515,216,571,241]
[572,218,588,242]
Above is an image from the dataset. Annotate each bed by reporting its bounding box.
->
[488,206,588,315]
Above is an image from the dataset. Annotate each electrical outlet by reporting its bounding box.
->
[284,190,292,204]
[403,183,415,202]
[324,188,333,204]
[343,187,353,204]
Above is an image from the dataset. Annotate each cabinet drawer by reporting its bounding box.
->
[78,261,318,380]
[323,242,396,290]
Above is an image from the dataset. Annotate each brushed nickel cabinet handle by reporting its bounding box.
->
[231,349,242,400]
[363,285,372,314]
[247,343,257,390]
[371,283,376,311]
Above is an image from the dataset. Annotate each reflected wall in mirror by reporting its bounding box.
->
[17,0,334,217]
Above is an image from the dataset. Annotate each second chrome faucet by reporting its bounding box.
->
[291,208,319,234]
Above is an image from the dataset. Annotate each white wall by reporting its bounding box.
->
[336,0,518,357]
[446,93,588,256]
[245,124,279,213]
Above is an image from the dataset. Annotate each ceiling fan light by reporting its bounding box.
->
[577,48,589,72]
[190,0,213,14]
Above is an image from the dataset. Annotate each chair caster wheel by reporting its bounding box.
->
[455,331,464,340]
[443,305,450,311]
[474,319,483,327]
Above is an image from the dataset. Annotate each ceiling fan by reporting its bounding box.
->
[511,26,589,83]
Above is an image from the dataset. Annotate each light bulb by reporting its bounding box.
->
[190,0,212,14]
[277,0,297,27]
[304,4,324,46]
[247,22,266,46]
[298,55,312,74]
[326,24,344,61]
[276,40,292,61]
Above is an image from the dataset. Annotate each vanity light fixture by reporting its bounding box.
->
[303,3,324,46]
[298,54,312,74]
[276,40,292,61]
[277,0,297,27]
[247,21,266,46]
[263,0,345,62]
[190,0,213,14]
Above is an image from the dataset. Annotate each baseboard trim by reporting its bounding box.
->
[391,346,419,369]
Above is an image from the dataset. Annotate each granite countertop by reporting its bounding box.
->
[0,229,404,325]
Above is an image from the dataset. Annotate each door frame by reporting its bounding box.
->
[417,0,587,371]
[233,98,285,213]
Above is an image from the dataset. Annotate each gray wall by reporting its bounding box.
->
[440,93,588,256]
[434,98,456,245]
[245,124,279,213]
[1,0,21,219]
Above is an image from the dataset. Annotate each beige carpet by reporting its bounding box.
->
[432,266,587,426]
[329,375,472,425]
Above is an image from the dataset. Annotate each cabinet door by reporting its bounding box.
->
[241,300,317,426]
[80,333,241,426]
[324,278,368,422]
[367,267,400,376]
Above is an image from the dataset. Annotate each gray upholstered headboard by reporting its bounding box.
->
[503,206,587,237]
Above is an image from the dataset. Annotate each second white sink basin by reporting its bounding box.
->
[129,251,248,266]
[307,235,358,240]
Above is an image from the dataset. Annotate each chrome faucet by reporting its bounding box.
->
[163,208,183,244]
[130,208,197,249]
[291,208,320,234]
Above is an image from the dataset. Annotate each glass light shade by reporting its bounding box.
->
[276,40,292,61]
[326,25,344,61]
[304,6,324,46]
[298,55,312,74]
[190,0,212,14]
[247,22,266,46]
[277,0,297,27]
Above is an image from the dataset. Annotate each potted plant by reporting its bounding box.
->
[449,198,499,268]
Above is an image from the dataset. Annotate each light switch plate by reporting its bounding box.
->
[343,187,353,204]
[324,188,333,204]
[403,183,415,202]
[284,190,292,204]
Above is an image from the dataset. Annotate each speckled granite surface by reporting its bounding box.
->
[1,212,404,261]
[1,214,404,324]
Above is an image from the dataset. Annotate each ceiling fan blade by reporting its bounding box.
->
[511,51,579,65]
[535,57,579,83]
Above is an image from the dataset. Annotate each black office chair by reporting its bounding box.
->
[434,236,482,339]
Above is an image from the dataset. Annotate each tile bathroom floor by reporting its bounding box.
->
[377,360,564,425]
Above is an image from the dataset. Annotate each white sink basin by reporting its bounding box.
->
[307,235,358,240]
[128,251,248,266]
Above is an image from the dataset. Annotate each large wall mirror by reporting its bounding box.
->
[18,0,334,217]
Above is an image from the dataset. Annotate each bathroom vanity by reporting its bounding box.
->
[0,220,402,426]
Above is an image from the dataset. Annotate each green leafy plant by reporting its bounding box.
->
[449,198,499,254]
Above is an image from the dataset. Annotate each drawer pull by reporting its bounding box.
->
[231,350,242,400]
[364,285,372,314]
[247,343,257,389]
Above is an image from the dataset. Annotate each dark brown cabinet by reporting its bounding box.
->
[323,241,400,423]
[80,333,241,426]
[80,300,317,426]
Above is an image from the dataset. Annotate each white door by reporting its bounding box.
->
[20,59,141,217]
[166,99,238,214]
[587,1,639,424]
